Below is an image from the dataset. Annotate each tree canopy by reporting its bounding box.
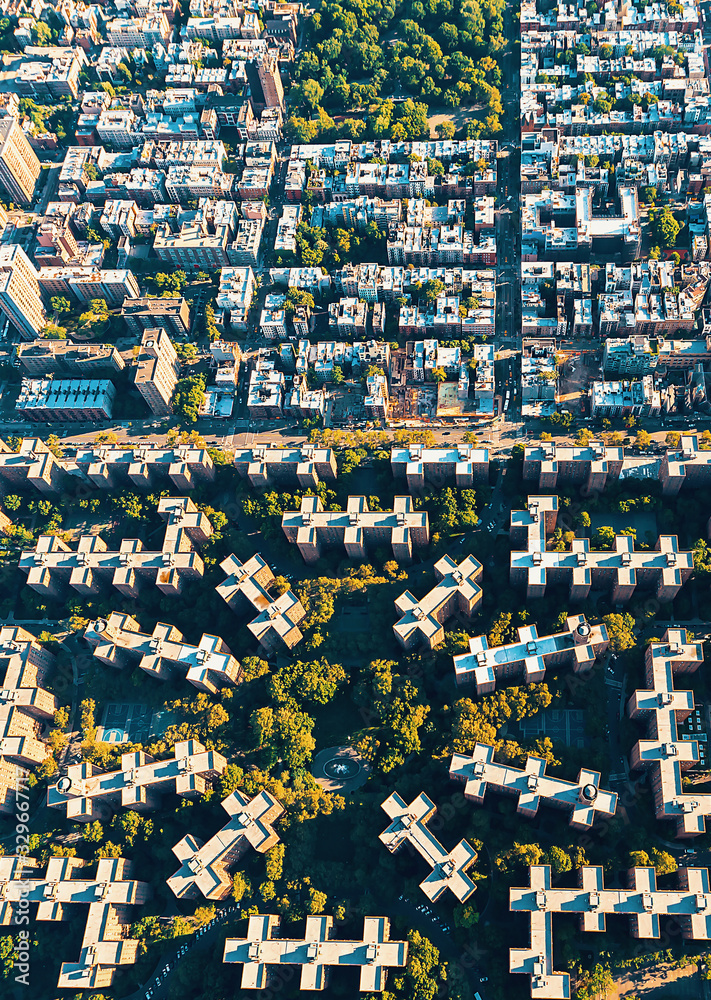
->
[172,374,207,424]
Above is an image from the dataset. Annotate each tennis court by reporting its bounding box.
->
[97,703,154,744]
[519,709,587,748]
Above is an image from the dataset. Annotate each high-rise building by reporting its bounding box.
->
[256,54,284,109]
[0,246,46,341]
[122,296,191,338]
[132,327,180,415]
[0,118,41,207]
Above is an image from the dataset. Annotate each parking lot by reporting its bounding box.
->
[142,905,239,999]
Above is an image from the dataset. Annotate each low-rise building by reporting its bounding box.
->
[247,370,284,418]
[328,296,368,338]
[48,739,227,822]
[21,498,212,602]
[15,341,125,376]
[379,791,477,902]
[0,856,150,989]
[604,336,711,376]
[15,378,116,422]
[85,610,240,694]
[100,199,138,239]
[0,437,68,495]
[393,554,483,651]
[223,915,408,991]
[227,217,264,266]
[364,372,388,419]
[509,496,692,603]
[590,376,661,418]
[96,108,137,148]
[37,266,139,307]
[281,496,429,564]
[168,789,283,900]
[74,444,214,491]
[511,863,711,1000]
[259,293,287,339]
[522,441,625,492]
[233,445,336,487]
[122,296,191,338]
[391,444,489,490]
[217,553,306,653]
[273,204,301,254]
[153,219,230,269]
[628,628,711,837]
[453,613,608,693]
[660,434,711,496]
[450,744,617,830]
[0,626,58,815]
[216,266,254,330]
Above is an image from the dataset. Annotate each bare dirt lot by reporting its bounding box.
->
[612,962,703,1000]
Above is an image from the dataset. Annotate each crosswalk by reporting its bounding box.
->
[605,677,623,691]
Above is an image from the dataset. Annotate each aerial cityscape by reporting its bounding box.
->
[3,0,711,998]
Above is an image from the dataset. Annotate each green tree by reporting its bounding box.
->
[652,206,681,247]
[84,820,104,843]
[635,429,652,450]
[111,493,143,520]
[265,844,285,881]
[250,705,317,769]
[495,841,545,872]
[436,120,456,139]
[453,904,479,928]
[431,367,447,383]
[545,845,572,875]
[601,612,636,651]
[0,935,14,979]
[232,872,251,902]
[175,343,198,363]
[112,810,141,847]
[94,841,123,859]
[649,847,678,874]
[405,930,441,1000]
[293,79,325,111]
[32,19,52,45]
[284,288,315,315]
[51,296,71,316]
[286,116,319,142]
[575,964,613,1000]
[40,322,67,340]
[422,278,445,303]
[78,298,110,336]
[592,525,616,550]
[269,657,346,706]
[488,611,515,647]
[172,374,207,424]
[259,880,276,902]
[305,887,327,914]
